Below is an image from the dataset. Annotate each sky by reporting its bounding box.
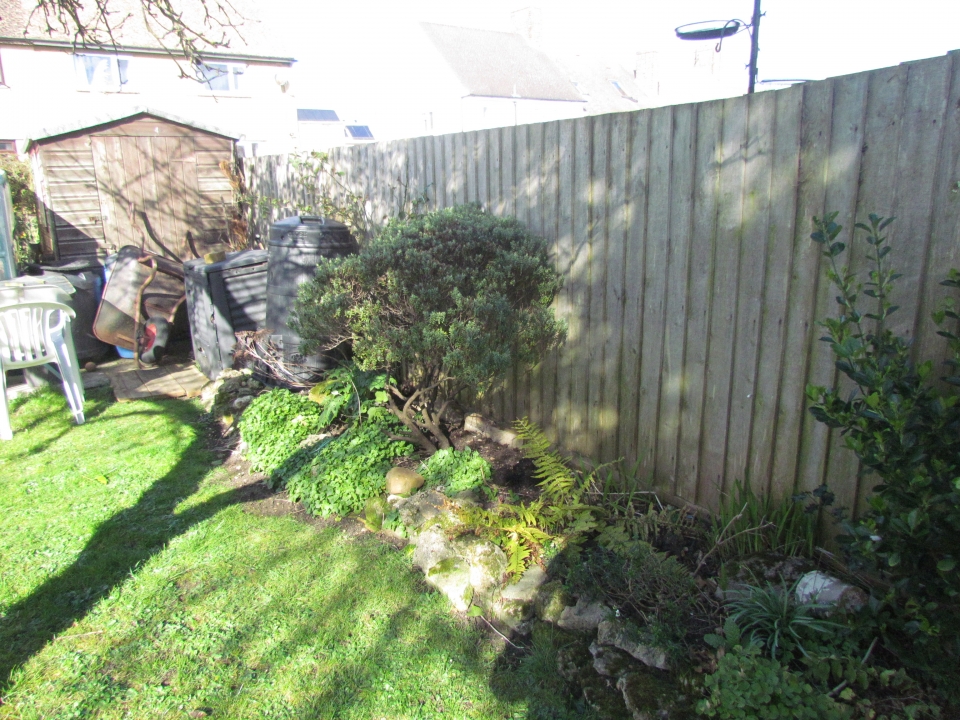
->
[261,0,960,136]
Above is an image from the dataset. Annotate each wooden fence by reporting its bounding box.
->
[244,51,960,514]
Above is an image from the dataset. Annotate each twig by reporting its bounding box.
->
[478,614,525,650]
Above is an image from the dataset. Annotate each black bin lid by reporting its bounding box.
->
[268,215,352,246]
[184,249,269,276]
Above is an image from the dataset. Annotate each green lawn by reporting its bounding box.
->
[0,387,587,719]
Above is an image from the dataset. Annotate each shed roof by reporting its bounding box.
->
[0,0,294,64]
[25,108,237,151]
[420,22,583,102]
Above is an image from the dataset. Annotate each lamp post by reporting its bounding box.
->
[675,0,764,95]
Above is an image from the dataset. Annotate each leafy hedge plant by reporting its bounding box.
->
[807,213,960,695]
[238,388,325,473]
[293,204,565,453]
[309,363,390,427]
[278,408,413,517]
[420,447,491,494]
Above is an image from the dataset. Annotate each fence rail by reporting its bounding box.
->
[244,51,960,513]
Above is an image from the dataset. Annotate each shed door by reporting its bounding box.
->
[89,133,233,262]
[38,137,104,259]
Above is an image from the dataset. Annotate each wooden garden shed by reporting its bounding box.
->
[27,110,237,263]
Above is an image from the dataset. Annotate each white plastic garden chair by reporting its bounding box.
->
[0,300,85,440]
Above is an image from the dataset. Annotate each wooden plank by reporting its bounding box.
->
[676,99,722,501]
[452,131,465,206]
[463,131,478,204]
[40,148,95,166]
[433,134,446,208]
[91,136,121,252]
[553,119,577,449]
[599,112,629,461]
[527,122,546,426]
[657,102,696,493]
[698,96,747,510]
[723,90,776,491]
[804,71,869,517]
[586,114,610,459]
[747,85,803,500]
[617,109,651,469]
[919,53,960,392]
[44,166,97,182]
[636,105,673,483]
[425,135,437,209]
[476,130,490,211]
[565,116,593,455]
[539,121,561,439]
[513,124,531,424]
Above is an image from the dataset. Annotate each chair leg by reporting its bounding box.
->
[0,366,11,440]
[52,331,85,426]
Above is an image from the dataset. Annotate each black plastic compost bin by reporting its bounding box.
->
[266,215,358,376]
[184,249,269,379]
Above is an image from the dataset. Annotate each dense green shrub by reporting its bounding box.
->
[0,155,39,266]
[807,213,960,694]
[420,447,491,494]
[238,388,325,473]
[278,409,413,517]
[293,204,565,453]
[308,362,390,427]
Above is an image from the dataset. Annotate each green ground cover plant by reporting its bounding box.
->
[0,386,584,718]
[420,446,491,494]
[237,387,324,473]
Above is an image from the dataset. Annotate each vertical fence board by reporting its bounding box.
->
[540,121,562,439]
[724,91,776,490]
[586,114,610,457]
[554,119,577,450]
[749,86,803,499]
[617,111,651,469]
[699,96,748,509]
[677,100,723,501]
[600,113,630,461]
[657,103,696,492]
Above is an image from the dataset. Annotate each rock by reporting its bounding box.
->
[557,597,614,633]
[396,490,461,536]
[386,467,425,496]
[455,535,507,596]
[502,565,547,603]
[535,580,572,623]
[590,641,635,679]
[597,619,670,671]
[618,669,692,720]
[363,495,390,531]
[411,526,457,573]
[795,571,867,613]
[463,413,523,449]
[232,395,253,411]
[202,368,263,414]
[426,557,474,612]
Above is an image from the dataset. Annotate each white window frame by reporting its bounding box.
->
[73,53,132,92]
[196,61,246,94]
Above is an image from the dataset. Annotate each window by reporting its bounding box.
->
[197,62,244,92]
[297,109,339,122]
[0,140,16,155]
[345,125,374,139]
[74,53,130,91]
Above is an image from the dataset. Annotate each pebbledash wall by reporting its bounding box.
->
[244,50,960,516]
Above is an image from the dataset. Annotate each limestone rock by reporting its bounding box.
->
[386,467,425,496]
[463,413,523,449]
[454,535,507,596]
[411,526,456,572]
[795,570,867,613]
[557,597,614,633]
[535,580,572,623]
[597,619,670,671]
[502,565,547,603]
[396,490,453,533]
[590,641,635,679]
[426,557,475,612]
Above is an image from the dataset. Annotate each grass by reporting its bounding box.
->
[0,386,590,719]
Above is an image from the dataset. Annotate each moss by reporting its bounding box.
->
[536,580,572,624]
[618,668,696,720]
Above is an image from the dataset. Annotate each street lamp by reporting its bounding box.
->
[675,0,763,94]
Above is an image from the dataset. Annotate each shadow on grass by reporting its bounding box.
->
[0,392,249,693]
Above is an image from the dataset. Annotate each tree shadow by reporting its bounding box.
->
[0,396,248,692]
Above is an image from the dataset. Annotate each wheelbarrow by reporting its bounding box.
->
[92,246,186,367]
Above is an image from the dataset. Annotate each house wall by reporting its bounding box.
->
[0,45,297,151]
[245,51,960,515]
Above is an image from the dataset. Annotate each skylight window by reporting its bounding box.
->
[345,125,374,139]
[297,109,340,122]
